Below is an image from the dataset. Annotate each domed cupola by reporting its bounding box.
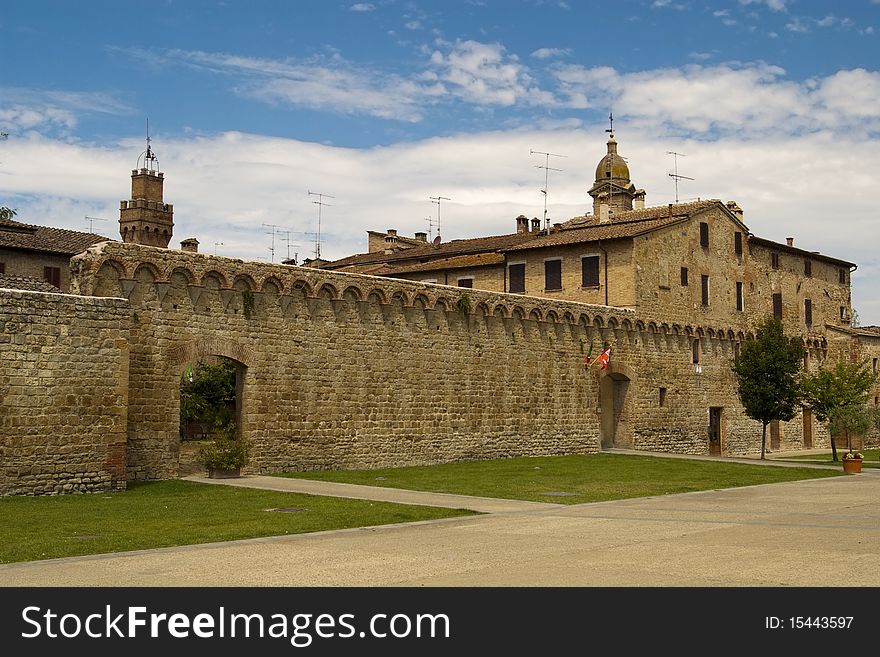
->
[588,131,638,218]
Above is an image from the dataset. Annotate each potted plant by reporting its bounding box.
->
[196,425,250,478]
[841,451,863,474]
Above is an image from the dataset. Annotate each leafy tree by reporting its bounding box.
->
[0,206,16,221]
[179,358,237,439]
[829,405,873,454]
[732,317,803,459]
[800,359,878,461]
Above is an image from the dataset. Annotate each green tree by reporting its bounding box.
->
[0,206,16,221]
[800,359,878,461]
[732,317,804,459]
[179,358,238,439]
[829,405,873,454]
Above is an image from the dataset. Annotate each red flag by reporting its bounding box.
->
[595,346,612,370]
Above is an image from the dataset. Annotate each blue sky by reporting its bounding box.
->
[2,0,880,322]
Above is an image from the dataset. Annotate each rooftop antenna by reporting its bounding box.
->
[429,195,450,244]
[281,230,299,262]
[667,151,695,204]
[262,223,281,262]
[308,190,334,260]
[214,242,224,255]
[137,118,159,172]
[424,215,436,241]
[530,149,566,230]
[84,215,108,233]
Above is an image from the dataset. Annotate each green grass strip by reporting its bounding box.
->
[781,448,880,468]
[0,480,474,564]
[279,453,842,504]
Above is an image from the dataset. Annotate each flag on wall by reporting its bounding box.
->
[595,346,612,370]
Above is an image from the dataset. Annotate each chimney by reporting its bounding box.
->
[414,231,427,242]
[530,217,541,232]
[516,215,528,233]
[599,203,610,223]
[385,228,398,244]
[726,201,744,220]
[553,222,562,232]
[180,237,199,253]
[786,237,794,247]
[634,189,646,210]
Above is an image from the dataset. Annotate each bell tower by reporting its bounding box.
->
[587,114,638,218]
[119,123,174,248]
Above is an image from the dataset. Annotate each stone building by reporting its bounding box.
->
[0,213,109,292]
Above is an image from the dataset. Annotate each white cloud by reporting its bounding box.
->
[2,125,878,322]
[531,47,571,60]
[0,88,129,135]
[739,0,787,11]
[349,3,375,11]
[405,20,422,30]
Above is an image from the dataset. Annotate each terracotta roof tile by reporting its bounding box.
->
[0,217,112,255]
[0,274,60,292]
[382,252,505,275]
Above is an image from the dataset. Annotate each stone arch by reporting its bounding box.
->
[92,259,126,297]
[528,308,543,322]
[169,338,256,370]
[647,321,659,334]
[261,276,284,295]
[622,318,634,332]
[598,361,638,450]
[607,316,619,330]
[512,306,526,320]
[390,290,410,307]
[342,285,364,302]
[563,311,576,325]
[475,301,491,317]
[366,288,388,305]
[412,293,430,310]
[635,320,646,332]
[727,329,736,341]
[545,310,559,323]
[169,266,196,286]
[434,296,451,312]
[592,316,605,329]
[201,270,228,289]
[493,303,510,318]
[317,282,339,300]
[232,274,257,292]
[133,261,162,283]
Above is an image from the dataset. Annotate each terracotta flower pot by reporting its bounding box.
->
[842,459,862,474]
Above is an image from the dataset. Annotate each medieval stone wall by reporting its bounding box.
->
[66,241,816,483]
[0,288,129,495]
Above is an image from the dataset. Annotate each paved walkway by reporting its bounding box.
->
[2,452,879,587]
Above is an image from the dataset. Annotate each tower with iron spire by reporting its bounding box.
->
[119,122,174,248]
[587,113,639,218]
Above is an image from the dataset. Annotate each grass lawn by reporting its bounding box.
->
[277,453,842,505]
[0,480,474,564]
[780,448,880,468]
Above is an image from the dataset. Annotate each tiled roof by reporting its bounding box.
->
[747,236,855,268]
[0,274,60,292]
[381,252,505,275]
[503,201,721,252]
[0,217,112,255]
[323,231,535,270]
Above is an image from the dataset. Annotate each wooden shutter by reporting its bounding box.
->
[772,293,783,320]
[509,264,525,293]
[581,256,599,287]
[544,260,561,290]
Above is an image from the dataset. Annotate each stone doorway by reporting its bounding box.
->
[599,371,631,449]
[178,355,246,477]
[708,407,723,455]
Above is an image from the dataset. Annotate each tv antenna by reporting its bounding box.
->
[429,195,450,243]
[0,132,8,140]
[262,223,281,262]
[281,230,299,262]
[667,151,694,204]
[308,190,334,260]
[530,149,566,230]
[214,242,224,255]
[84,215,108,233]
[424,215,436,241]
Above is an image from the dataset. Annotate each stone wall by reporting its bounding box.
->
[0,288,129,495]
[68,241,808,483]
[0,248,75,292]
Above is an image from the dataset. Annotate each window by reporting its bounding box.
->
[581,255,599,287]
[692,338,701,364]
[43,266,61,288]
[544,259,562,291]
[509,263,525,293]
[804,298,812,326]
[736,282,744,312]
[840,305,848,321]
[701,275,709,306]
[839,268,847,284]
[771,252,779,270]
[804,259,812,277]
[772,293,783,320]
[0,262,5,274]
[659,388,667,407]
[457,278,473,288]
[680,267,688,286]
[699,222,709,248]
[734,231,743,255]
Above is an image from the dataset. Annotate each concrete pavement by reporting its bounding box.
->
[2,459,879,587]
